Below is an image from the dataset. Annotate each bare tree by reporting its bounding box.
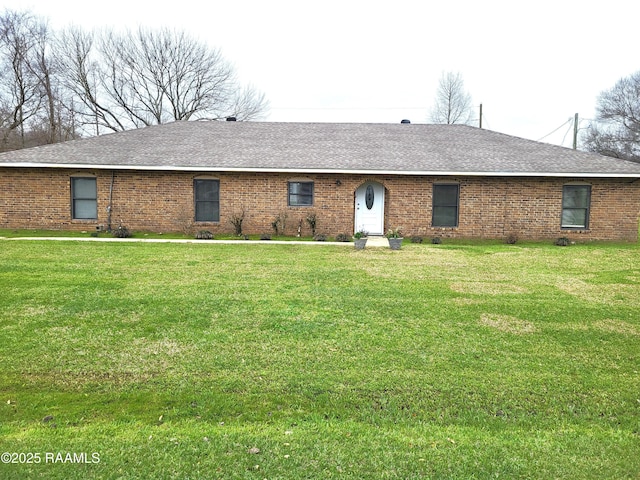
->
[29,19,56,143]
[214,84,268,122]
[27,15,75,145]
[429,71,474,125]
[583,70,640,162]
[0,10,43,149]
[145,28,235,121]
[56,26,129,134]
[0,12,269,146]
[58,26,268,133]
[0,10,81,150]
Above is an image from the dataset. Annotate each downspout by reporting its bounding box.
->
[502,180,509,238]
[107,170,115,232]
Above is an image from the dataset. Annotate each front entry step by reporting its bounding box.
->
[365,236,388,247]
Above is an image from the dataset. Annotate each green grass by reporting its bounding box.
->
[1,240,639,479]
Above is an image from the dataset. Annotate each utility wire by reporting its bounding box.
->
[537,118,572,141]
[480,114,491,130]
[270,106,430,111]
[561,119,575,146]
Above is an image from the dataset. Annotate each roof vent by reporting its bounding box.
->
[226,116,237,122]
[400,119,411,124]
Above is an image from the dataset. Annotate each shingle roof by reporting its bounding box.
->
[2,121,640,177]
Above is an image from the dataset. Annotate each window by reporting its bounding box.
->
[71,177,97,219]
[288,181,314,206]
[194,179,220,222]
[432,184,459,227]
[562,185,590,229]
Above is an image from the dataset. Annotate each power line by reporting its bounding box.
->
[537,118,572,142]
[270,106,430,111]
[561,118,574,146]
[480,113,491,130]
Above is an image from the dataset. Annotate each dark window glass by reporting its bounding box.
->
[562,185,590,228]
[194,179,220,222]
[432,184,459,227]
[288,182,314,206]
[71,177,97,219]
[365,184,375,209]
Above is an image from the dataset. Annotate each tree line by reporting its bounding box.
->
[0,9,268,152]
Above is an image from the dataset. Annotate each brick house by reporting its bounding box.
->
[1,120,640,241]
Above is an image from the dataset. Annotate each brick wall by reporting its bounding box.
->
[1,167,638,241]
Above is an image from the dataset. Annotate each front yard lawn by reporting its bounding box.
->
[1,240,639,479]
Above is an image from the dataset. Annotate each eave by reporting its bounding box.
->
[3,162,640,179]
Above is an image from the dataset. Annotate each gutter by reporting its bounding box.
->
[3,162,640,179]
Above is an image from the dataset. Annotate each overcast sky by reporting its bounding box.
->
[11,0,640,147]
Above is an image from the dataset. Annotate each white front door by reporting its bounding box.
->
[354,182,385,235]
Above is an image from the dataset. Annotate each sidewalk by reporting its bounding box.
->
[0,235,393,247]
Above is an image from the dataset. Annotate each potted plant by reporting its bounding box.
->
[386,227,403,250]
[353,229,368,249]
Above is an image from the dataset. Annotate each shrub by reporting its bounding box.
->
[431,236,442,244]
[260,233,272,241]
[306,213,317,236]
[195,230,214,240]
[555,237,571,246]
[229,208,245,236]
[178,207,195,236]
[410,236,423,244]
[385,227,402,238]
[113,224,131,238]
[505,233,518,245]
[313,234,326,242]
[335,233,350,242]
[272,212,288,236]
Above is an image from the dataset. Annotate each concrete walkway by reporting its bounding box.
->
[0,235,394,247]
